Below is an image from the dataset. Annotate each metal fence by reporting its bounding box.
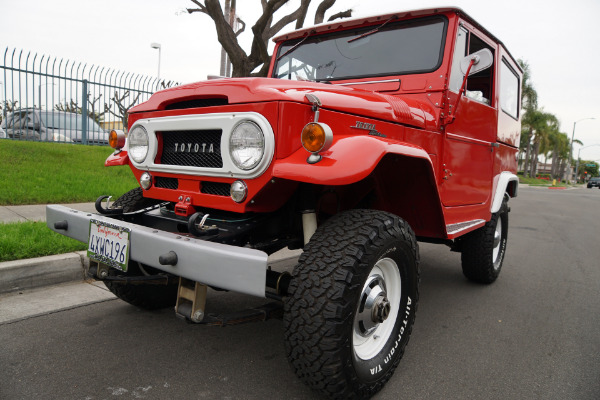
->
[0,47,177,145]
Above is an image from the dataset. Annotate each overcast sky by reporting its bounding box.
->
[1,0,599,161]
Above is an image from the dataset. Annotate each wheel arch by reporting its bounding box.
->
[273,137,447,239]
[491,171,518,213]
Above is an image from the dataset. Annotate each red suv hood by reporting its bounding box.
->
[130,78,430,129]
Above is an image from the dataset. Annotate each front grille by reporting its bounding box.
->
[155,176,178,190]
[201,181,231,196]
[160,130,223,168]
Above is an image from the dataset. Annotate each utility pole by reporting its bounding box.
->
[567,117,595,182]
[219,0,236,77]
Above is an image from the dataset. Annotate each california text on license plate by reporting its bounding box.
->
[87,219,131,272]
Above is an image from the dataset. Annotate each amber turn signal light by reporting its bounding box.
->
[301,122,333,153]
[109,129,127,149]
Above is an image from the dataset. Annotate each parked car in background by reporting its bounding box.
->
[587,177,600,188]
[0,109,108,144]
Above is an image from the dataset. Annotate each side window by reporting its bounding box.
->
[500,59,520,119]
[465,34,494,105]
[449,26,495,106]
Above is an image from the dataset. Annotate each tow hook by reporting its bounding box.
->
[94,195,124,215]
[187,212,219,236]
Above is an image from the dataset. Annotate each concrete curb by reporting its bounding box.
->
[0,251,89,294]
[0,248,301,295]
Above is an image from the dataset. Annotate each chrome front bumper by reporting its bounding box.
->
[46,205,268,298]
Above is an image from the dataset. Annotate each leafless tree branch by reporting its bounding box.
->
[187,0,351,77]
[314,0,335,24]
[328,9,352,22]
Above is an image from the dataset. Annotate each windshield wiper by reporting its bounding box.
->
[277,30,315,61]
[348,15,396,43]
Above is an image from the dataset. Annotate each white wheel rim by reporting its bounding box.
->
[492,219,502,266]
[353,257,401,360]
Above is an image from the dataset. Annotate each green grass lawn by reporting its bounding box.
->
[0,221,87,262]
[518,176,569,187]
[0,140,138,205]
[0,140,139,262]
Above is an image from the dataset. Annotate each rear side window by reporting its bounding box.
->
[500,60,520,119]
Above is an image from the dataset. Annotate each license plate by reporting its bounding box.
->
[87,219,131,272]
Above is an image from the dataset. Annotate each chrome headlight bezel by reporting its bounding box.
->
[128,125,149,163]
[229,120,265,171]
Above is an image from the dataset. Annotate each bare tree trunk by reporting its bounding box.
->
[188,0,352,78]
[226,0,236,77]
[220,0,231,76]
[558,159,566,181]
[523,128,533,177]
[529,142,539,178]
[550,150,559,178]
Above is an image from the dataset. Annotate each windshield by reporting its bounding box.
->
[3,111,37,129]
[40,111,103,132]
[2,111,103,132]
[273,17,447,82]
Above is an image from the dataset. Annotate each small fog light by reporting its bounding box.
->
[230,180,248,203]
[140,172,152,190]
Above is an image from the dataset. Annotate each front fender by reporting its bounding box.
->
[272,135,433,185]
[105,150,129,167]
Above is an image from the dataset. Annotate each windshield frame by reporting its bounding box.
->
[272,15,448,82]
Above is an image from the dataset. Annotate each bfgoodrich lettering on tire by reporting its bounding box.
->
[283,209,419,399]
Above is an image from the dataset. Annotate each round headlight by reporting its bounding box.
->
[128,125,149,163]
[229,121,264,170]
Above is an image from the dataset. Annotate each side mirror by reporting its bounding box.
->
[460,48,493,76]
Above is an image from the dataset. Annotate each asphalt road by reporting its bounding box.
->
[1,186,599,400]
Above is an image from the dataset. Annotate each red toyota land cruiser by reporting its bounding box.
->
[48,7,521,399]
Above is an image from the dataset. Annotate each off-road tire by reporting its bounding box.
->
[283,209,419,399]
[460,198,509,283]
[104,262,178,310]
[103,188,177,309]
[111,187,160,213]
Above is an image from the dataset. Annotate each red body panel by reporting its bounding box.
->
[115,8,521,240]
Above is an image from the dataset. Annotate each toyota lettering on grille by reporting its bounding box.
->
[174,143,215,153]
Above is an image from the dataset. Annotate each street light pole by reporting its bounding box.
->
[568,117,595,182]
[150,43,161,80]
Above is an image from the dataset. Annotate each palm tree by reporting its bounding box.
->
[524,110,559,178]
[518,59,538,112]
[518,59,538,174]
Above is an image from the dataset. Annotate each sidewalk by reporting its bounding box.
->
[0,202,301,295]
[0,202,96,224]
